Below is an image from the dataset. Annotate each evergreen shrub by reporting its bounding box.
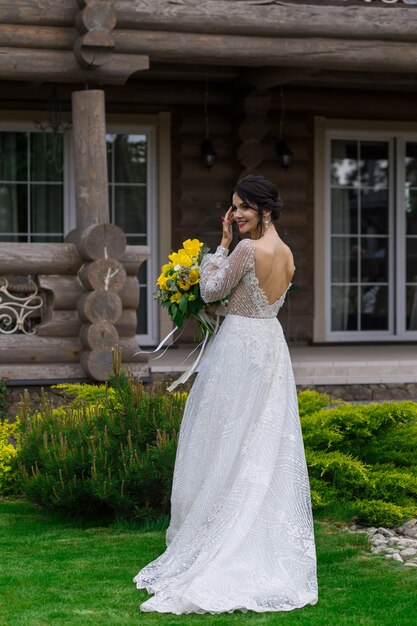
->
[11,380,417,528]
[15,371,187,523]
[298,390,417,526]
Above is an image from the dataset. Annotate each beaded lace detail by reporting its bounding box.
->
[199,238,291,318]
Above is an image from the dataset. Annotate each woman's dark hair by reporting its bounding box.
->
[232,175,284,237]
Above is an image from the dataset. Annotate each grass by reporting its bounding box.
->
[0,498,416,626]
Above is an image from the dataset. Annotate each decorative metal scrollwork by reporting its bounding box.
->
[0,277,43,335]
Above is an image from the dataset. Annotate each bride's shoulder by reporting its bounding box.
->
[234,238,254,251]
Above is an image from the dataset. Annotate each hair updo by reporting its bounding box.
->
[232,175,284,236]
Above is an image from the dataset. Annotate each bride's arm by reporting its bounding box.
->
[200,238,254,303]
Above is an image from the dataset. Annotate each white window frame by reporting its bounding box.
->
[0,111,172,347]
[314,117,417,342]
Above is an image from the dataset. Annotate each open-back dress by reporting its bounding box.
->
[133,237,319,614]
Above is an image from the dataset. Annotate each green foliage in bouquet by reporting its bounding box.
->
[14,373,187,524]
[154,238,208,329]
[298,390,417,526]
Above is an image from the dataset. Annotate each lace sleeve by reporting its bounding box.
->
[200,238,254,303]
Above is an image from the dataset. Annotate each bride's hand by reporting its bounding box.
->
[221,206,234,247]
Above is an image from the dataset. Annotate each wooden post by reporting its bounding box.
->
[72,89,109,230]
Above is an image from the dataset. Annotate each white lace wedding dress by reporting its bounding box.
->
[133,238,318,614]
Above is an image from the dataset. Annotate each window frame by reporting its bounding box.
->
[0,110,172,347]
[314,117,417,342]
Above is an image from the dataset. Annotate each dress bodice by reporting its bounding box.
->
[200,238,292,319]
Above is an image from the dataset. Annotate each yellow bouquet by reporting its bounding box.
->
[154,238,217,334]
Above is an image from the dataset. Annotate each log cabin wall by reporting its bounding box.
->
[1,77,417,351]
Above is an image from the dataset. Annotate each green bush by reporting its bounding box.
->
[301,395,417,526]
[0,417,21,495]
[15,373,187,523]
[12,379,417,528]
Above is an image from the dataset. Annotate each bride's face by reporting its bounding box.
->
[231,193,260,237]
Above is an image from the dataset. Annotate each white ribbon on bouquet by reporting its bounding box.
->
[134,311,220,392]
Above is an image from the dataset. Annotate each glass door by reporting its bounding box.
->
[329,138,392,336]
[404,141,417,332]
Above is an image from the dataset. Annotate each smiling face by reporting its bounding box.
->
[231,193,261,237]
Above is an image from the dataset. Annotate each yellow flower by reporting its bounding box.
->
[188,293,196,301]
[189,269,200,285]
[156,273,168,289]
[183,239,203,258]
[168,249,193,268]
[162,262,174,273]
[170,292,182,303]
[179,280,191,291]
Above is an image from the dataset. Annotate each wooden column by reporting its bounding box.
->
[72,89,109,230]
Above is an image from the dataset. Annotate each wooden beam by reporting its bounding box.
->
[115,0,417,43]
[0,243,149,275]
[113,30,417,73]
[0,48,149,83]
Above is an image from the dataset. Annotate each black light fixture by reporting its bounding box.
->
[201,139,217,169]
[201,75,217,169]
[276,86,293,169]
[276,141,293,169]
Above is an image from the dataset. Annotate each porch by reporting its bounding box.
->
[149,344,417,398]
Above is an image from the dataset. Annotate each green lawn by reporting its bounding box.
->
[0,498,416,626]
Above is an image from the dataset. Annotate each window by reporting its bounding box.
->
[0,118,164,345]
[0,131,64,242]
[314,119,417,341]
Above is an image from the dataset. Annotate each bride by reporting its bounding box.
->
[133,174,319,614]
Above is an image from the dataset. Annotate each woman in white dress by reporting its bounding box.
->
[133,175,319,614]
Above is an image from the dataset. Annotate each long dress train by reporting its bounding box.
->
[133,237,318,614]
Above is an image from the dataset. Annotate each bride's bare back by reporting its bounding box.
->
[253,237,295,305]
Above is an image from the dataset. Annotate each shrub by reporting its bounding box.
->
[15,373,187,523]
[0,417,21,495]
[12,376,417,528]
[301,395,417,526]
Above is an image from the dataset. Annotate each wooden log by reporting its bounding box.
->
[0,243,81,275]
[115,1,417,42]
[114,309,137,336]
[79,321,119,350]
[72,90,109,229]
[120,245,150,276]
[112,30,417,72]
[80,349,112,381]
[80,338,143,380]
[0,243,148,275]
[0,1,416,43]
[0,24,75,49]
[37,310,81,337]
[78,258,126,292]
[76,1,116,34]
[34,309,144,339]
[0,335,82,363]
[0,48,149,83]
[76,223,127,261]
[38,275,84,310]
[77,291,123,324]
[38,275,138,310]
[119,277,140,309]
